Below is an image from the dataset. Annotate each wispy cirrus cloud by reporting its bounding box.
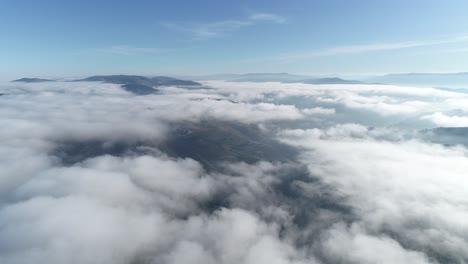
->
[163,20,253,39]
[98,45,161,55]
[249,13,286,24]
[291,35,468,58]
[163,13,286,39]
[243,35,468,63]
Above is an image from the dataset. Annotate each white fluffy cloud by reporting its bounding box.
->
[321,223,430,264]
[421,112,468,127]
[1,80,468,263]
[302,107,336,115]
[279,125,468,262]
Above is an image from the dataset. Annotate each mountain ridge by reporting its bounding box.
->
[12,78,55,83]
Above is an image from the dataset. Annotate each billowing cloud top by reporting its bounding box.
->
[1,79,468,264]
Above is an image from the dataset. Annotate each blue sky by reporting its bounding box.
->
[2,0,468,79]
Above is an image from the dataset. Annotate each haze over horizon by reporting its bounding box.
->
[3,0,468,80]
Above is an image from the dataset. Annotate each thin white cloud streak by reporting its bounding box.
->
[163,20,253,38]
[249,13,286,24]
[244,35,468,63]
[163,13,286,39]
[98,45,161,55]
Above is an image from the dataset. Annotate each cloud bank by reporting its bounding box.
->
[0,79,467,263]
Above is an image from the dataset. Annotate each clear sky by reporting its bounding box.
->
[2,0,468,79]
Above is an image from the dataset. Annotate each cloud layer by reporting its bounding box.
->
[0,79,467,263]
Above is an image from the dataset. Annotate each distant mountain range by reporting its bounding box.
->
[76,75,202,95]
[76,75,200,87]
[12,78,55,83]
[367,72,468,88]
[181,73,365,84]
[182,73,313,82]
[227,73,313,82]
[12,72,468,89]
[284,77,364,85]
[12,75,202,95]
[184,72,468,88]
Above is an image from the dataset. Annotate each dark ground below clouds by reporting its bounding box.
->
[51,120,463,264]
[51,120,353,228]
[53,120,298,170]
